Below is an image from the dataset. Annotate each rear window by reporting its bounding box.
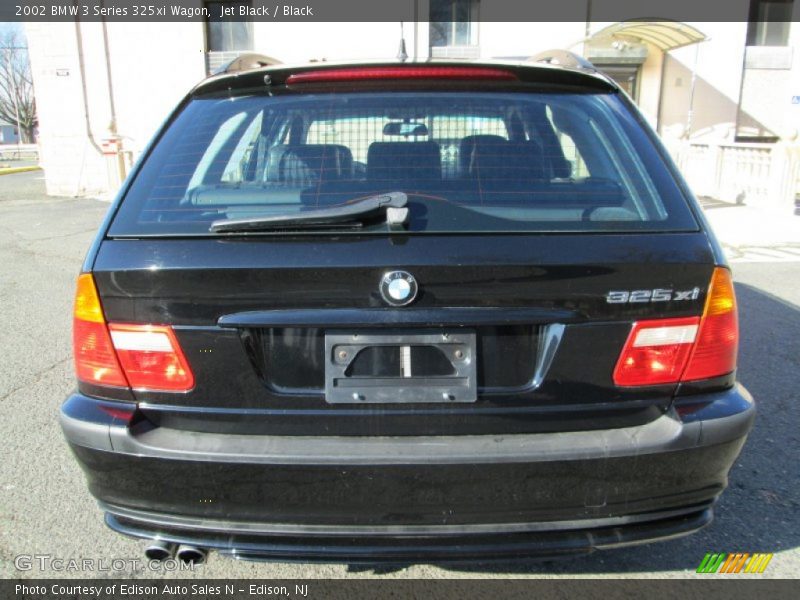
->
[109,90,697,236]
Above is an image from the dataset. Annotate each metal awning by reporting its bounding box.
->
[588,21,707,51]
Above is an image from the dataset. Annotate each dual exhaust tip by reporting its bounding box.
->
[144,540,207,565]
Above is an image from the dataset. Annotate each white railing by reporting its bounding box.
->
[0,143,39,161]
[666,137,800,212]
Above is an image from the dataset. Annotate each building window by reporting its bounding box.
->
[205,1,253,52]
[430,0,479,48]
[746,0,794,46]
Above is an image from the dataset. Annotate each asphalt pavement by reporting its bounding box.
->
[0,170,798,579]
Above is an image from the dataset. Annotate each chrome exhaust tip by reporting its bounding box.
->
[175,544,208,565]
[144,540,177,562]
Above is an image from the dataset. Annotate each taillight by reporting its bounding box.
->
[613,267,738,387]
[108,324,194,392]
[682,267,738,381]
[286,66,518,85]
[613,317,700,386]
[73,274,128,387]
[73,274,194,392]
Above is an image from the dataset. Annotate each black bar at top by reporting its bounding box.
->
[4,0,798,23]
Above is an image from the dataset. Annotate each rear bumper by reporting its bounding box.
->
[61,385,754,561]
[103,504,715,563]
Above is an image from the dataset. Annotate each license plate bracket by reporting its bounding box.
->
[324,330,477,404]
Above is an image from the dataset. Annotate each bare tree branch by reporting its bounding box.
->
[0,29,36,143]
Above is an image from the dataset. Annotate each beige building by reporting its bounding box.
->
[25,1,800,204]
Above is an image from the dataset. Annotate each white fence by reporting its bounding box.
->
[666,137,800,212]
[0,143,39,161]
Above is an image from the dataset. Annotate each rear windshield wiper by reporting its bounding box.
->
[209,192,408,233]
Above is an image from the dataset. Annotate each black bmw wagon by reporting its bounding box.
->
[61,57,754,564]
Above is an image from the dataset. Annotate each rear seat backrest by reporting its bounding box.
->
[264,144,354,186]
[467,137,546,182]
[458,135,507,176]
[537,138,573,178]
[367,141,442,185]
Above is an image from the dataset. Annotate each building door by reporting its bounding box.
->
[600,65,640,100]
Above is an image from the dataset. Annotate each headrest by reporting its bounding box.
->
[264,144,353,185]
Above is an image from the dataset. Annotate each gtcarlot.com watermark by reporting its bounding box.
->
[14,553,195,573]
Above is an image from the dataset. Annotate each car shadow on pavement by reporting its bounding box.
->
[347,283,800,575]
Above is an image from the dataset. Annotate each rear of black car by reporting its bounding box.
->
[61,62,754,562]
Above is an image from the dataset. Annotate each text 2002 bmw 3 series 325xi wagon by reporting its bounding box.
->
[61,57,754,564]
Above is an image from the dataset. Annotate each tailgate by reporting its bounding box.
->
[91,232,714,436]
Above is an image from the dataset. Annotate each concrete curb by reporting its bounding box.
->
[0,166,41,176]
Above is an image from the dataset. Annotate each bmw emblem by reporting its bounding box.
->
[380,271,418,306]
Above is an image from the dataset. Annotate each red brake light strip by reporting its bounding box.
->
[286,66,518,85]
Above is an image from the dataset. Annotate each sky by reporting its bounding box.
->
[0,22,24,41]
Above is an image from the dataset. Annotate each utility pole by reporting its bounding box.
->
[686,42,700,137]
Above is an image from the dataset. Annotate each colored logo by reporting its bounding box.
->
[696,552,773,574]
[379,271,418,306]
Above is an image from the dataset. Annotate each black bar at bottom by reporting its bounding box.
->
[4,579,792,600]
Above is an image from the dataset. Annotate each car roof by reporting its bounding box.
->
[190,57,620,97]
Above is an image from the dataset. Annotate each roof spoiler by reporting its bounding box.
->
[213,53,282,76]
[527,50,596,71]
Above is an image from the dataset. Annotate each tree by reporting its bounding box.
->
[0,30,36,143]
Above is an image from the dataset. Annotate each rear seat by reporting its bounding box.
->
[458,135,507,176]
[464,136,547,182]
[264,144,354,186]
[367,141,442,187]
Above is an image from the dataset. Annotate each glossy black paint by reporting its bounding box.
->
[61,394,135,426]
[61,60,753,559]
[105,508,714,562]
[219,308,577,328]
[61,382,754,549]
[71,438,741,527]
[192,61,619,98]
[244,325,538,392]
[79,61,724,437]
[86,231,716,435]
